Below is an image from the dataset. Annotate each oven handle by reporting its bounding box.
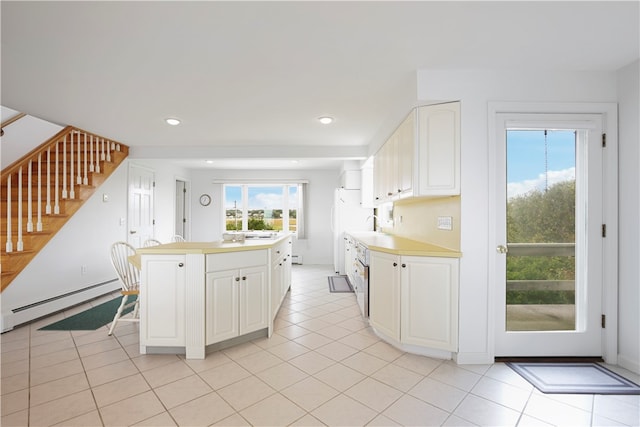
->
[356,258,369,280]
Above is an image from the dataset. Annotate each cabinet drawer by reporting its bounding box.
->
[206,250,267,272]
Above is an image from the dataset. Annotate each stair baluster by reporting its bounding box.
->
[2,125,129,290]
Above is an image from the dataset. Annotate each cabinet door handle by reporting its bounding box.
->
[242,276,247,281]
[235,277,240,282]
[393,262,398,267]
[401,263,406,268]
[277,250,280,254]
[178,263,184,268]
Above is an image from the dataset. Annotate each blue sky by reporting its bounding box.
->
[224,185,298,210]
[507,130,576,198]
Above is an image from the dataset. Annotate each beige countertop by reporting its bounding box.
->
[347,232,461,258]
[136,233,291,255]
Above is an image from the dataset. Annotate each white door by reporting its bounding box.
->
[494,113,606,357]
[128,165,155,248]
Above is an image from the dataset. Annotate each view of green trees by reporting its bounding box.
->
[507,180,576,304]
[225,209,297,231]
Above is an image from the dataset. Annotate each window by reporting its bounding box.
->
[223,183,304,235]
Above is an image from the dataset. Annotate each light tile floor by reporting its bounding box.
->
[2,264,639,426]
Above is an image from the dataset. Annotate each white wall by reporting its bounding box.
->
[1,163,129,329]
[416,69,619,364]
[1,107,63,168]
[616,60,640,373]
[189,168,339,265]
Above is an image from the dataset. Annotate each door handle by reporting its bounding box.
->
[129,230,137,234]
[496,245,508,254]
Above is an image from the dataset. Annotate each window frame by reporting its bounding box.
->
[222,182,303,235]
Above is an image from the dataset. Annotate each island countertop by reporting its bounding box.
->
[347,232,462,258]
[136,233,292,255]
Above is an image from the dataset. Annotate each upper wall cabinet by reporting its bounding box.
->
[416,102,461,196]
[373,101,460,204]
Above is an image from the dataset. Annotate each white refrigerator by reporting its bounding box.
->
[332,188,373,274]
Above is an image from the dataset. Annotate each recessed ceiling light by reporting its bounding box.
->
[165,118,181,126]
[205,160,214,164]
[290,160,299,164]
[318,116,334,125]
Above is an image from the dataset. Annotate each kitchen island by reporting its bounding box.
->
[136,234,292,359]
[347,232,462,359]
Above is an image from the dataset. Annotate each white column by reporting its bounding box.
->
[46,147,51,215]
[62,135,67,199]
[26,160,33,232]
[6,175,12,253]
[17,167,23,251]
[37,153,43,231]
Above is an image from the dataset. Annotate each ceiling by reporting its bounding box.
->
[2,1,638,170]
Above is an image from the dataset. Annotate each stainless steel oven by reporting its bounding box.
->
[354,243,369,318]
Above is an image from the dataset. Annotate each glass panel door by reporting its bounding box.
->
[506,130,576,331]
[494,113,603,357]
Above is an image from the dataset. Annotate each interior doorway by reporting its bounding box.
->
[175,179,189,241]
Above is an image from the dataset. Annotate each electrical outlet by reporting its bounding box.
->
[81,265,87,275]
[437,216,453,230]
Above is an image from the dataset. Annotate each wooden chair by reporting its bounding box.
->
[108,241,140,336]
[171,235,185,242]
[143,238,162,247]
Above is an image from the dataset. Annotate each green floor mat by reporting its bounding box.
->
[39,295,137,331]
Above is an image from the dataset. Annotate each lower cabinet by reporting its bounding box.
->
[205,265,268,345]
[401,256,458,351]
[270,237,292,318]
[369,251,401,340]
[369,250,459,352]
[141,254,186,347]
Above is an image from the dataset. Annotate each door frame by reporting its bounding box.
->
[127,163,156,248]
[174,177,190,241]
[487,102,618,364]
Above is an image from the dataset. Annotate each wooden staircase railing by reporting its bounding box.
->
[1,125,129,291]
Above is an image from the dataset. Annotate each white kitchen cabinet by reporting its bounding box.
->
[369,250,459,352]
[373,101,460,204]
[140,254,187,347]
[138,234,293,359]
[206,265,268,344]
[369,251,401,340]
[396,112,415,198]
[205,269,239,342]
[416,102,460,196]
[270,237,292,318]
[340,170,361,190]
[344,235,357,285]
[400,256,459,351]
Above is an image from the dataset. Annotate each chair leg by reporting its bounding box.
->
[108,295,128,336]
[132,299,140,319]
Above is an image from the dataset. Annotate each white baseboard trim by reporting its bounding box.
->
[454,351,494,365]
[1,279,120,332]
[617,354,640,375]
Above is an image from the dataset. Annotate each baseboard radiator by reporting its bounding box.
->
[1,278,120,332]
